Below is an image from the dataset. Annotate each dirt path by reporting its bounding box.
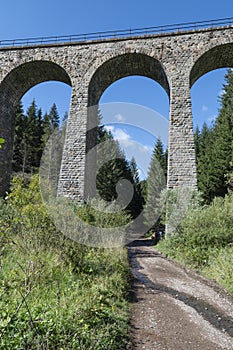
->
[127,239,233,350]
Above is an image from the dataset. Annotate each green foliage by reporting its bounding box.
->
[128,157,144,218]
[226,161,233,192]
[96,115,143,219]
[13,100,62,175]
[0,137,4,148]
[0,175,131,349]
[143,138,167,229]
[195,122,215,202]
[139,179,147,205]
[195,69,233,203]
[153,138,167,179]
[74,198,131,229]
[202,246,233,294]
[160,188,203,230]
[42,103,60,146]
[13,100,44,173]
[96,137,133,203]
[157,193,233,294]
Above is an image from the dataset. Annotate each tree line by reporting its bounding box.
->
[12,68,233,223]
[12,103,146,218]
[13,100,67,174]
[12,100,166,221]
[194,69,233,203]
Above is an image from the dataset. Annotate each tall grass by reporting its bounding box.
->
[0,175,131,349]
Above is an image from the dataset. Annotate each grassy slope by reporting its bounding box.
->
[156,193,233,295]
[0,176,131,349]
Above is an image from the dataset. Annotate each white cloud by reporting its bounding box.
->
[202,105,208,112]
[105,125,135,147]
[105,126,153,178]
[139,144,153,153]
[113,128,135,147]
[101,124,158,178]
[114,113,125,122]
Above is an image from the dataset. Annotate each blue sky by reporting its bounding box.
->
[0,1,232,177]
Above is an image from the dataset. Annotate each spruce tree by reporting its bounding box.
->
[143,138,167,229]
[96,112,143,217]
[130,157,140,185]
[211,69,233,198]
[226,162,233,192]
[13,100,58,175]
[12,101,26,172]
[195,69,233,202]
[49,103,60,129]
[96,135,133,203]
[33,107,44,168]
[96,112,125,202]
[13,99,41,174]
[128,157,144,218]
[154,138,165,169]
[195,122,215,202]
[42,112,51,145]
[140,179,147,205]
[42,103,60,146]
[25,99,43,171]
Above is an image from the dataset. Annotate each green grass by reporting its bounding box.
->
[0,175,131,349]
[202,246,233,294]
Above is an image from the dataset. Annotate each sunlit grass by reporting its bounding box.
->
[0,176,131,349]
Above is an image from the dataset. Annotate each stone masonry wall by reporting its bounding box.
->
[0,26,233,198]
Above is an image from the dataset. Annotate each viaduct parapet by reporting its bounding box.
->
[1,22,233,198]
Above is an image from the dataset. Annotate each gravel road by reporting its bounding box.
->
[128,239,233,350]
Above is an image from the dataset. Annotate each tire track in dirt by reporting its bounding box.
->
[128,239,233,350]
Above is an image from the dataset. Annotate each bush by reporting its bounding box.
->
[157,193,233,294]
[0,175,131,349]
[202,246,233,294]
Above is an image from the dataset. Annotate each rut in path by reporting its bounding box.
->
[127,239,233,350]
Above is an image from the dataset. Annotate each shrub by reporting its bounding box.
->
[0,175,131,349]
[202,246,233,294]
[157,193,233,268]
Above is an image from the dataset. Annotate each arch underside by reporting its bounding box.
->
[190,43,233,87]
[0,60,72,196]
[88,53,170,106]
[84,52,170,198]
[0,60,71,106]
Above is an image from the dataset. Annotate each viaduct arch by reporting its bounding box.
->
[0,22,233,199]
[84,53,170,198]
[190,43,233,86]
[0,60,71,196]
[88,52,170,106]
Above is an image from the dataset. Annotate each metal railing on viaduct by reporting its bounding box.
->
[0,16,233,48]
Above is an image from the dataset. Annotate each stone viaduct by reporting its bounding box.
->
[0,22,233,199]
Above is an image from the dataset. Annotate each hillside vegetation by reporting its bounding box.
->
[156,69,233,295]
[1,66,232,348]
[0,175,131,349]
[157,192,233,294]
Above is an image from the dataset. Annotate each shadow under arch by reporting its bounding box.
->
[0,60,72,196]
[190,43,233,87]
